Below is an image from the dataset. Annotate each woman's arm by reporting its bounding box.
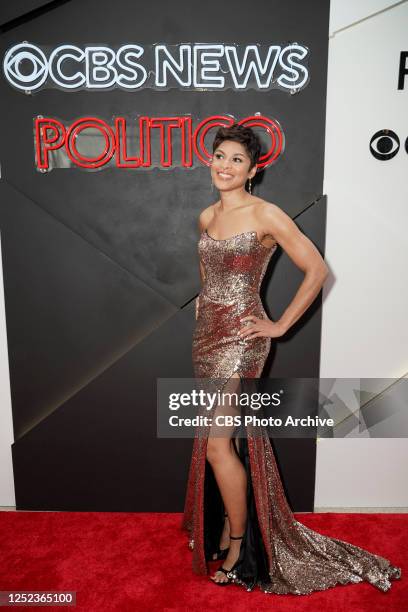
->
[239,203,329,339]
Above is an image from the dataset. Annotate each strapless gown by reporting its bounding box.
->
[181,229,401,595]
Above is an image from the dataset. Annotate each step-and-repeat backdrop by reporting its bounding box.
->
[1,0,330,510]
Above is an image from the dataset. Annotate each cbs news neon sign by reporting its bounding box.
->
[4,42,310,93]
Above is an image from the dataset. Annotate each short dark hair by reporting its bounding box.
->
[212,123,261,171]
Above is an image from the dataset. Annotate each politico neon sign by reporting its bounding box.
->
[34,113,284,172]
[4,42,310,93]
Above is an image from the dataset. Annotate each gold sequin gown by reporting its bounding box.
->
[181,229,401,594]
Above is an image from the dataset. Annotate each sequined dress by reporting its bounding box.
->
[181,229,402,595]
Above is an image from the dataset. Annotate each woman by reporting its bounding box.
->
[181,123,401,594]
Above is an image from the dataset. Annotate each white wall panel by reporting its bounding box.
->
[318,1,408,508]
[0,232,15,506]
[330,0,400,34]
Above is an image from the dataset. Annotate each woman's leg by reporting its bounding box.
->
[206,373,247,584]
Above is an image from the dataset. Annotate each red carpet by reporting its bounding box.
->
[0,511,405,611]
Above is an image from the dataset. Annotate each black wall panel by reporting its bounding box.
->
[0,0,330,510]
[0,1,60,29]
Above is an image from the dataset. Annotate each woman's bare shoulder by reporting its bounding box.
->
[254,197,282,213]
[198,201,218,230]
[254,199,294,238]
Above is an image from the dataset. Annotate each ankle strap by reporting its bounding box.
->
[230,534,244,540]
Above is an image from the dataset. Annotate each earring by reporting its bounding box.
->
[248,178,252,194]
[211,178,214,192]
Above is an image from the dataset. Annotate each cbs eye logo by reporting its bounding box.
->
[3,43,48,90]
[370,129,407,161]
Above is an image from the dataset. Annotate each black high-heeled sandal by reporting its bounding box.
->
[211,534,244,586]
[211,513,229,561]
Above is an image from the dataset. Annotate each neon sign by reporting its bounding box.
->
[33,114,285,171]
[4,42,310,93]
